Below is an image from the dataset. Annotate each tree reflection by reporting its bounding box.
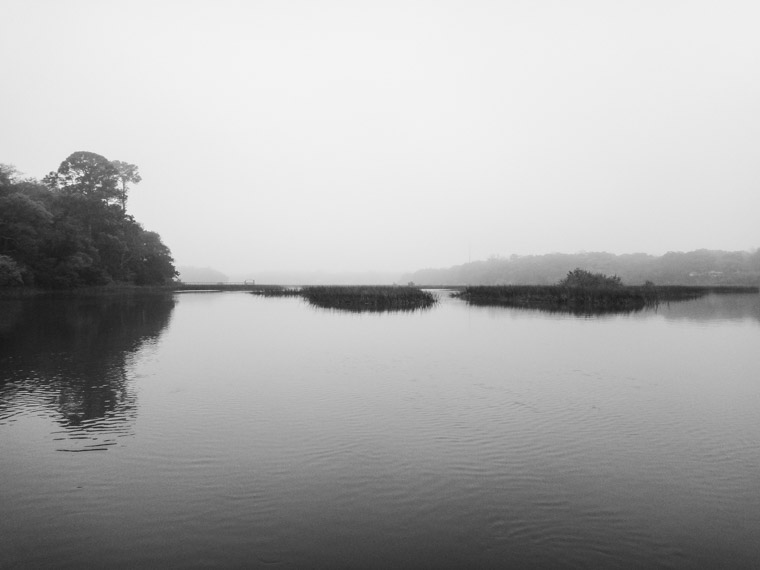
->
[0,294,175,450]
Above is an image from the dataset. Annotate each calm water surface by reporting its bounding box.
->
[1,291,759,568]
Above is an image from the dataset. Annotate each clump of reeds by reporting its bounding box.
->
[250,284,437,312]
[454,284,758,314]
[302,286,437,312]
[452,272,757,315]
[251,286,302,297]
[454,285,664,314]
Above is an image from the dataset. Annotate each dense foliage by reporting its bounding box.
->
[0,153,177,288]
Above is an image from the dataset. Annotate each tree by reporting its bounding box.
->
[44,151,120,205]
[3,152,176,288]
[111,160,141,214]
[131,230,178,284]
[44,152,126,240]
[0,192,53,266]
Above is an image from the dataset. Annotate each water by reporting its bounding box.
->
[1,291,759,568]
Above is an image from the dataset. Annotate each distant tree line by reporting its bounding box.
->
[403,250,760,286]
[0,152,177,288]
[176,266,230,283]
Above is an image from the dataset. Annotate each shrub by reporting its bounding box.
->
[558,268,622,288]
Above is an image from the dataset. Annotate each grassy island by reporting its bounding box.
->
[254,285,437,312]
[453,269,758,314]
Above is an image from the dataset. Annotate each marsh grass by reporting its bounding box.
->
[251,286,302,297]
[304,286,437,312]
[453,285,758,315]
[253,285,437,312]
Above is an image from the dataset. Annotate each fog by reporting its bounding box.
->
[2,0,758,276]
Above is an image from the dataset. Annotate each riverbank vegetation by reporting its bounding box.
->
[254,286,303,297]
[254,285,437,312]
[453,269,758,314]
[0,153,176,289]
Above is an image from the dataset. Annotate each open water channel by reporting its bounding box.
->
[1,290,759,568]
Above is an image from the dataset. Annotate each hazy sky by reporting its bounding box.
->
[2,0,758,274]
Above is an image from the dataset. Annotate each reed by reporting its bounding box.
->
[252,285,436,312]
[303,286,437,312]
[251,286,302,297]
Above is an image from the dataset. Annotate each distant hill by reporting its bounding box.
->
[176,268,401,285]
[229,270,401,286]
[177,266,229,283]
[402,249,760,287]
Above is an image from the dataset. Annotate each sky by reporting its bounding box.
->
[2,0,759,275]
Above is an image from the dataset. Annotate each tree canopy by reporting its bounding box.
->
[1,152,176,288]
[44,151,121,203]
[111,159,142,213]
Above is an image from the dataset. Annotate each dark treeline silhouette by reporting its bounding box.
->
[0,152,177,288]
[403,250,760,286]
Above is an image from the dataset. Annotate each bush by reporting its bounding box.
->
[558,268,622,288]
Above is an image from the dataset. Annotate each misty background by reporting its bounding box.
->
[2,0,758,279]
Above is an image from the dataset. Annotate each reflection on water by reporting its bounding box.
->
[468,291,760,325]
[0,294,175,451]
[655,292,760,323]
[1,291,759,568]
